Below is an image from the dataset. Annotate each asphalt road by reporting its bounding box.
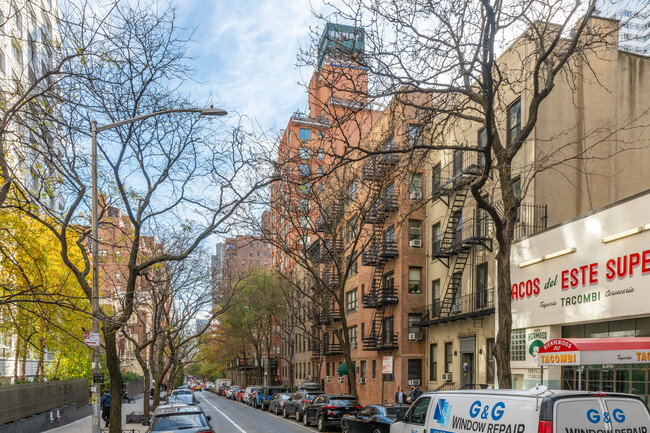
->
[196,391,320,433]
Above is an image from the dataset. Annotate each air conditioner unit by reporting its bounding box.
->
[450,303,462,314]
[442,372,452,382]
[357,377,366,384]
[409,191,422,200]
[408,332,423,341]
[325,376,330,382]
[408,380,421,386]
[409,239,422,248]
[338,376,344,383]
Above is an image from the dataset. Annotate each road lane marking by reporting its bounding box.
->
[199,395,247,433]
[201,394,314,433]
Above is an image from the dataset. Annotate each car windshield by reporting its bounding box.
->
[151,413,208,431]
[167,395,193,405]
[329,399,358,407]
[384,407,402,418]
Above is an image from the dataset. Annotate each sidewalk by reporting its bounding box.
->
[48,395,148,433]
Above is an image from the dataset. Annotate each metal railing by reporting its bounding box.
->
[323,342,344,355]
[432,215,492,259]
[291,112,330,127]
[413,288,494,326]
[0,378,89,425]
[362,287,398,308]
[361,240,399,265]
[431,151,483,196]
[366,194,399,222]
[514,203,548,240]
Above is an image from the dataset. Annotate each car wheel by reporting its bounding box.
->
[283,407,288,418]
[372,429,382,433]
[274,405,279,415]
[317,415,327,432]
[296,409,303,422]
[303,411,310,426]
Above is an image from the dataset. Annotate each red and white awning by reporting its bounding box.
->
[537,337,650,366]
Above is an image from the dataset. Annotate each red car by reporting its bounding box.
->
[236,390,245,402]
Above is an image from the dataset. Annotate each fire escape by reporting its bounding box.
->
[416,151,493,325]
[360,153,400,351]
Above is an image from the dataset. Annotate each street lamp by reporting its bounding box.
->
[90,107,226,432]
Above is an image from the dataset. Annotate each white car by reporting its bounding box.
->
[226,386,242,399]
[391,386,650,433]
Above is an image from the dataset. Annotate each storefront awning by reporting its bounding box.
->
[337,362,348,376]
[537,337,650,366]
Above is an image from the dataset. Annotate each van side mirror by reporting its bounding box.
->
[397,408,407,422]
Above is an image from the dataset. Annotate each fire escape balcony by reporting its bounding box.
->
[366,194,399,223]
[361,240,399,266]
[431,151,484,197]
[323,342,344,355]
[362,286,398,308]
[291,112,330,127]
[431,216,492,260]
[311,342,321,357]
[362,153,400,181]
[362,332,398,351]
[413,288,495,326]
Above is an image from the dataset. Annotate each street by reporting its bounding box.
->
[197,392,317,433]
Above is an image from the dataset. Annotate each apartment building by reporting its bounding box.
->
[417,17,650,393]
[269,23,380,389]
[598,0,649,55]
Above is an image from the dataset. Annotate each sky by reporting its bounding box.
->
[175,0,329,132]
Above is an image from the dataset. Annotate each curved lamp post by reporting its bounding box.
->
[90,107,227,432]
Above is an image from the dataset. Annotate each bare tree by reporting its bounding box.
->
[296,0,649,388]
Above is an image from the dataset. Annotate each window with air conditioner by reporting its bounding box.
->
[409,220,422,247]
[408,359,422,385]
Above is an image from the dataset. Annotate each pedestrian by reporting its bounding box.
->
[100,389,112,427]
[394,385,405,404]
[410,384,422,402]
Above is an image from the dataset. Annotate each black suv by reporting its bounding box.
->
[303,394,361,432]
[283,389,324,422]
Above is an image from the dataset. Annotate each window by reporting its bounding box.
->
[478,127,487,165]
[360,360,366,379]
[431,279,441,307]
[408,359,422,383]
[430,344,438,381]
[408,124,423,147]
[486,338,495,384]
[300,146,310,159]
[348,326,358,349]
[299,128,311,141]
[507,99,521,146]
[299,164,311,177]
[408,314,422,334]
[372,359,376,379]
[346,216,358,242]
[382,317,394,345]
[348,253,358,276]
[348,179,358,200]
[409,173,423,197]
[512,176,521,222]
[431,223,441,254]
[299,182,310,194]
[409,220,422,246]
[346,289,358,312]
[476,262,488,308]
[326,362,331,376]
[300,198,310,213]
[384,226,395,243]
[511,329,526,361]
[407,397,431,424]
[445,342,453,373]
[382,272,394,289]
[431,163,441,190]
[408,267,422,293]
[453,149,463,176]
[318,148,323,160]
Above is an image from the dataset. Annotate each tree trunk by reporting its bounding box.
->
[495,243,513,389]
[13,338,20,382]
[134,350,150,414]
[104,328,124,433]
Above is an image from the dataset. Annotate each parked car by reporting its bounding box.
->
[283,389,325,422]
[146,404,213,433]
[269,392,292,415]
[303,394,361,431]
[342,404,408,433]
[253,386,288,410]
[218,385,229,396]
[236,389,245,402]
[226,386,241,399]
[390,387,650,433]
[168,389,197,405]
[245,386,262,406]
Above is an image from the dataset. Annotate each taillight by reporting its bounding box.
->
[538,420,553,433]
[324,405,337,410]
[303,399,311,402]
[591,392,609,397]
[355,405,363,409]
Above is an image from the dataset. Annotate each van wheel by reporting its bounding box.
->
[283,407,288,418]
[317,415,327,432]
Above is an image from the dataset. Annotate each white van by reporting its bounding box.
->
[390,386,649,433]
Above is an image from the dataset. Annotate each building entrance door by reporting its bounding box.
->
[459,336,475,387]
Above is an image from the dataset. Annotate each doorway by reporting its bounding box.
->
[459,336,475,387]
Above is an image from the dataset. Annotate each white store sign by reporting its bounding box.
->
[510,192,650,329]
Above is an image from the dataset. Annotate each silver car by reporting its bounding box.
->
[146,404,212,433]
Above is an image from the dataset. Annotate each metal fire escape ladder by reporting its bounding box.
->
[439,247,471,316]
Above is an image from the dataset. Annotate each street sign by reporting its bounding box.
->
[84,331,100,347]
[93,373,104,383]
[382,356,393,374]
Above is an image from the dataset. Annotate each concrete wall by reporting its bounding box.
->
[0,404,91,433]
